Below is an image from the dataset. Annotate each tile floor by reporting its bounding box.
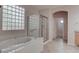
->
[42,39,79,53]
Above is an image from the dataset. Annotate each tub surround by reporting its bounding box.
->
[0,37,43,53]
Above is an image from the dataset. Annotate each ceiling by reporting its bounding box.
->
[31,5,64,10]
[21,5,64,11]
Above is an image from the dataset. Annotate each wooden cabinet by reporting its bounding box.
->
[75,32,79,46]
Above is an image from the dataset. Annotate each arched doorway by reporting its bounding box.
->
[53,11,68,43]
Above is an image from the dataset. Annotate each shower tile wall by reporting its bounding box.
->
[28,15,40,37]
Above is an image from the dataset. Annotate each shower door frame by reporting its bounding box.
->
[39,15,49,43]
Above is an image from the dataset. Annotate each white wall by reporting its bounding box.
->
[67,6,79,46]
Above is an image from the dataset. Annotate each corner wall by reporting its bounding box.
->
[39,9,55,42]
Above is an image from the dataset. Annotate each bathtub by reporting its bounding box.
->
[0,37,43,53]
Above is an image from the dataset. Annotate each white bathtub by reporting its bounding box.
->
[0,37,43,53]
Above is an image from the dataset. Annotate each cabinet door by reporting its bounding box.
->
[75,32,79,46]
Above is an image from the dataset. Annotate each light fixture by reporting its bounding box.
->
[60,20,64,23]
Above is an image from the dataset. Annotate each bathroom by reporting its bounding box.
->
[0,5,44,53]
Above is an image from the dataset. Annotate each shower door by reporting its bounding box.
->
[40,15,48,42]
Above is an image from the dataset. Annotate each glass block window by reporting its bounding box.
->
[2,5,25,30]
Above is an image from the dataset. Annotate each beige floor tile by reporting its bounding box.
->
[42,39,79,53]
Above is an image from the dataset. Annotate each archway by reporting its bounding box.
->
[53,11,68,43]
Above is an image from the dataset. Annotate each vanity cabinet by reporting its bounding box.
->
[75,32,79,46]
